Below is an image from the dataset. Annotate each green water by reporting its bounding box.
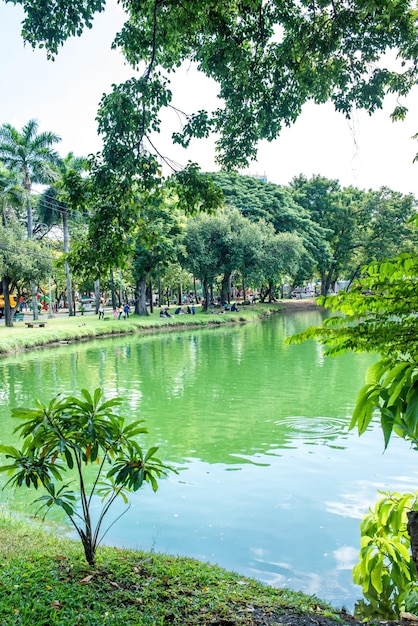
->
[0,310,415,611]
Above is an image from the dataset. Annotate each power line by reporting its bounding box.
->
[31,188,92,220]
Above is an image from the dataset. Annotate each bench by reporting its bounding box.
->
[25,321,47,328]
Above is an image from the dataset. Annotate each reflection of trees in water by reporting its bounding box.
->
[0,313,373,466]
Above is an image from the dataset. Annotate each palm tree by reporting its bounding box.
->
[0,167,24,227]
[0,119,61,318]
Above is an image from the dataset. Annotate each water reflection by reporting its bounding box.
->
[0,311,416,612]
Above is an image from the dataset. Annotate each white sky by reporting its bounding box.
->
[1,0,418,196]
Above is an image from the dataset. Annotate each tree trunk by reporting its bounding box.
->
[407,511,418,579]
[321,265,335,296]
[259,285,267,303]
[26,188,33,240]
[63,207,74,316]
[109,269,117,311]
[193,275,197,302]
[24,180,38,321]
[94,280,100,314]
[268,280,277,302]
[31,282,39,321]
[242,275,247,302]
[320,271,327,296]
[119,271,123,306]
[135,276,149,316]
[149,278,153,314]
[220,272,231,305]
[157,266,161,307]
[202,278,210,312]
[3,277,13,328]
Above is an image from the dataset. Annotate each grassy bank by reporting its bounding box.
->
[0,303,284,356]
[0,511,342,626]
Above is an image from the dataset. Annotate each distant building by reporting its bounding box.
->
[248,172,268,183]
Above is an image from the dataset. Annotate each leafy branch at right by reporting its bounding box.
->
[289,253,418,617]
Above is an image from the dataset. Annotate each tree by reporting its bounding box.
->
[353,187,418,268]
[291,176,418,293]
[11,1,418,169]
[39,152,89,316]
[230,210,265,302]
[9,2,418,281]
[0,120,61,319]
[256,231,305,302]
[0,166,24,227]
[0,223,52,327]
[0,388,173,567]
[290,175,367,294]
[132,191,184,315]
[184,213,228,311]
[211,173,329,286]
[0,120,61,238]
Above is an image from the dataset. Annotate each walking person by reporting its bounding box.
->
[98,302,104,320]
[123,303,130,319]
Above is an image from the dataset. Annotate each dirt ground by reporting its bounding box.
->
[248,610,409,626]
[278,298,322,312]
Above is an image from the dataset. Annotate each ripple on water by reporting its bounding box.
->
[275,416,349,442]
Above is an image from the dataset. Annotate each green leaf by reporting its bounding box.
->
[405,390,418,437]
[144,446,159,462]
[371,559,383,594]
[61,502,75,517]
[64,447,74,468]
[381,409,395,450]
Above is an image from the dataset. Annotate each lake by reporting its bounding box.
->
[0,310,416,612]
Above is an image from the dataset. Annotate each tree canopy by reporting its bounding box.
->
[9,1,418,169]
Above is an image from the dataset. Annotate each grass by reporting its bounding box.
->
[0,304,281,356]
[0,509,336,626]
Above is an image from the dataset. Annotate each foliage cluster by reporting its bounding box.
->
[11,0,418,169]
[0,388,172,566]
[290,252,418,616]
[353,491,418,619]
[1,124,417,326]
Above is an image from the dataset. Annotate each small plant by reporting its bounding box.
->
[0,387,173,566]
[353,490,418,618]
